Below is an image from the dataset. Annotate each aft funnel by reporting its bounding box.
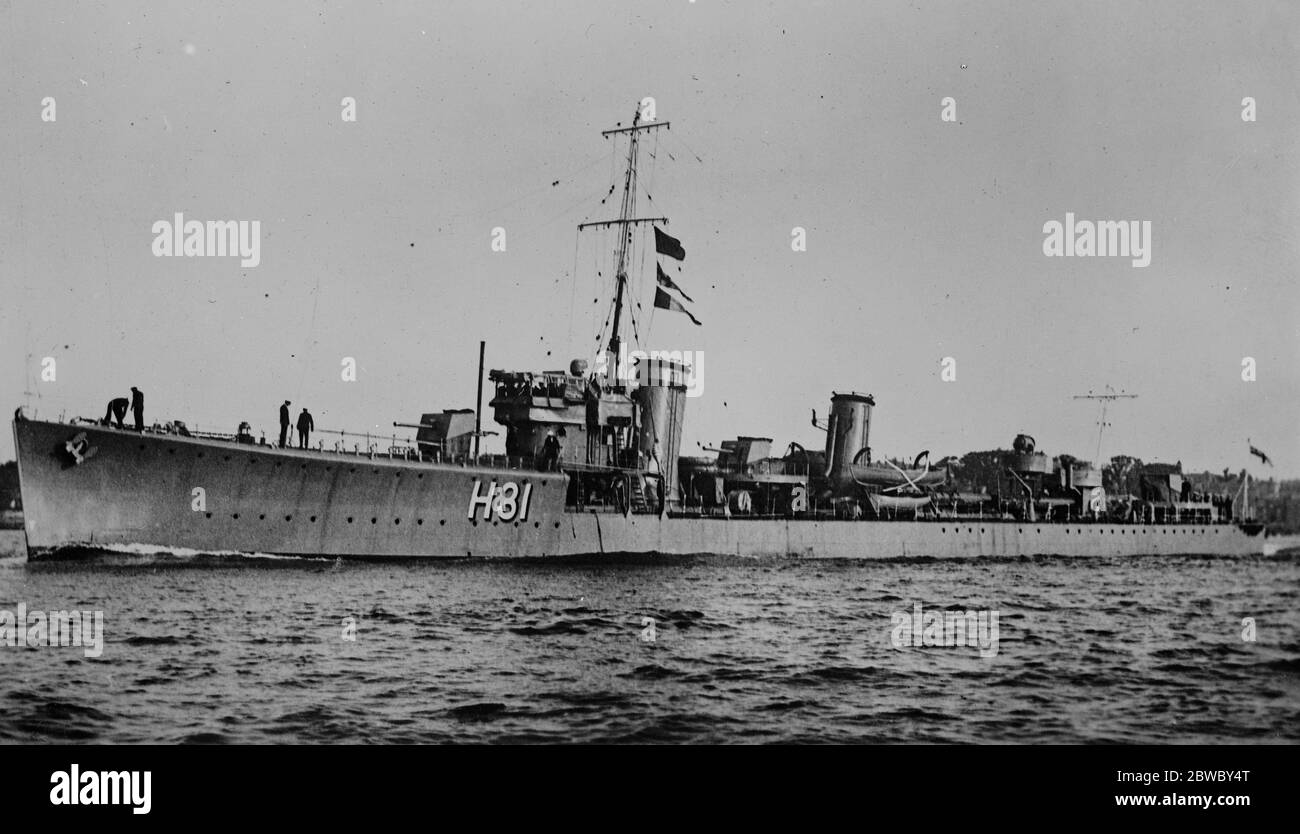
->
[825,392,874,489]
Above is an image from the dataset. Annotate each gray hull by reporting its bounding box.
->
[13,417,1268,560]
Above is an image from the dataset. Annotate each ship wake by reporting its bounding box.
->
[30,541,326,565]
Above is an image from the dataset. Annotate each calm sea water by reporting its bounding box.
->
[1,529,1296,744]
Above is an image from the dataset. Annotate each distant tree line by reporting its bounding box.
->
[950,449,1012,497]
[0,461,18,510]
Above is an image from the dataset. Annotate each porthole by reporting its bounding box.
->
[205,512,212,519]
[371,518,377,524]
[197,452,204,458]
[440,520,446,526]
[394,518,401,525]
[310,515,317,522]
[259,514,266,520]
[284,515,291,521]
[417,519,423,525]
[347,517,354,523]
[554,522,561,529]
[232,513,240,519]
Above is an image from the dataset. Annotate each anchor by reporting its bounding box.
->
[63,432,97,465]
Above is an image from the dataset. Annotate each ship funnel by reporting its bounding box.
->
[825,392,874,489]
[633,360,689,506]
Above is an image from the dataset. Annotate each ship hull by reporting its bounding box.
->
[13,417,1268,560]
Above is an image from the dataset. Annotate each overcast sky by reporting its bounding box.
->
[2,0,1297,476]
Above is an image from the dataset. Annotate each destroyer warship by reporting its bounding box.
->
[11,107,1267,560]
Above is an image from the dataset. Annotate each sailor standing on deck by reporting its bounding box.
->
[297,408,314,449]
[130,387,144,431]
[541,431,561,471]
[279,400,291,448]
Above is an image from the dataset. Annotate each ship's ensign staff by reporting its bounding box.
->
[297,408,314,449]
[130,386,144,431]
[279,400,291,448]
[103,397,129,429]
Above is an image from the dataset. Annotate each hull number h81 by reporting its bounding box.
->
[468,480,534,522]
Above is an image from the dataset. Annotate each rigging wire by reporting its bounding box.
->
[538,184,618,228]
[566,227,581,349]
[671,131,706,165]
[454,151,611,224]
[643,130,660,206]
[632,132,664,351]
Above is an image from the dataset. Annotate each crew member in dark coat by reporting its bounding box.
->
[541,432,561,471]
[103,397,129,429]
[130,387,144,431]
[296,408,314,449]
[279,400,291,448]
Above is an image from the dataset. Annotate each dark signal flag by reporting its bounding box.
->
[654,226,685,261]
[654,287,701,326]
[656,263,694,302]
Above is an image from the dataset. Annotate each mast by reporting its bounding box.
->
[607,107,641,363]
[1073,386,1138,463]
[578,104,670,380]
[474,340,485,459]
